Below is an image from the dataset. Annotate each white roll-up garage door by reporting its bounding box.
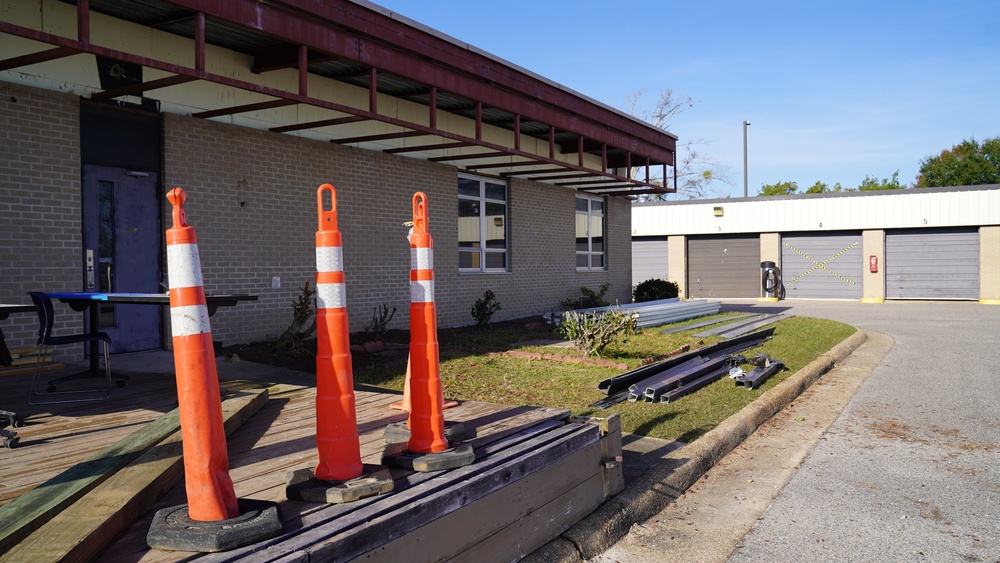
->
[632,237,669,289]
[781,232,863,300]
[885,228,979,300]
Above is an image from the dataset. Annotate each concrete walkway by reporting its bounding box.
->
[585,300,1000,562]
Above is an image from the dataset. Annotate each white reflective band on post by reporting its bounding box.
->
[410,247,433,270]
[316,282,347,309]
[169,304,212,337]
[316,246,344,273]
[410,280,434,303]
[166,244,204,289]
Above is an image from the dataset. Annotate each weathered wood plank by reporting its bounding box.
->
[197,419,576,563]
[0,388,268,563]
[356,438,604,562]
[0,407,183,553]
[456,472,607,563]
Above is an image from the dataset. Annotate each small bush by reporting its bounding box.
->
[558,308,638,356]
[561,282,612,310]
[363,303,396,342]
[471,290,502,327]
[633,278,679,302]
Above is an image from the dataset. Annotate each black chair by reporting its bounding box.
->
[27,292,116,405]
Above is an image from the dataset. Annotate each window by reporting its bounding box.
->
[458,174,508,272]
[576,195,605,270]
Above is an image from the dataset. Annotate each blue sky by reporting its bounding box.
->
[370,1,999,198]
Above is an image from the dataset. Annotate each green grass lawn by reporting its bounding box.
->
[350,313,855,444]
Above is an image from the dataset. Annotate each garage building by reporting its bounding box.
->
[632,185,1000,304]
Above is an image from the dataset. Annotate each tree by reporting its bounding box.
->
[857,170,905,191]
[758,180,798,196]
[915,136,1000,188]
[805,181,843,194]
[625,89,732,200]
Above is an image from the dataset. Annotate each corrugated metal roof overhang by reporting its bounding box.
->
[0,0,678,196]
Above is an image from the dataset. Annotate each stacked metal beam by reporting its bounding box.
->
[590,328,776,408]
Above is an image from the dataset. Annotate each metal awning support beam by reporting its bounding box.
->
[193,98,297,119]
[0,46,79,71]
[270,115,368,133]
[0,2,675,194]
[333,130,428,144]
[165,0,676,166]
[383,141,472,154]
[89,74,198,101]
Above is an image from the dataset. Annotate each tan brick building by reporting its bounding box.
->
[1,1,677,360]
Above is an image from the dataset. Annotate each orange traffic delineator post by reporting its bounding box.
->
[382,192,474,472]
[148,188,281,553]
[286,184,392,504]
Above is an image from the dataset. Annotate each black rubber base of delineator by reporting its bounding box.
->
[146,499,282,552]
[285,464,394,503]
[381,441,475,472]
[382,421,470,445]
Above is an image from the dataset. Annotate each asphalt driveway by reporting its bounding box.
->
[725,300,1000,561]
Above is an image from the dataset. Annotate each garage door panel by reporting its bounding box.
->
[687,235,759,298]
[781,233,863,300]
[632,238,668,288]
[886,228,979,300]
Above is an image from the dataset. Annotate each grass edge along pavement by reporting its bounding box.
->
[522,329,870,563]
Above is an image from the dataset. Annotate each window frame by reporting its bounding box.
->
[457,173,509,273]
[575,194,606,271]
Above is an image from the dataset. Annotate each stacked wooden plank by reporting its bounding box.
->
[195,414,622,563]
[0,347,61,377]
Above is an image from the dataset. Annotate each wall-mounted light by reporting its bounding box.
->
[713,206,724,217]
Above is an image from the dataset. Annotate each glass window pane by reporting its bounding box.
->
[593,253,605,268]
[485,182,506,201]
[459,250,480,269]
[458,177,480,197]
[485,251,506,269]
[592,200,604,213]
[484,202,506,248]
[576,197,589,212]
[591,218,603,251]
[458,200,480,248]
[576,253,589,268]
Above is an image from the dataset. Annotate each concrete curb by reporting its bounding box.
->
[523,329,870,562]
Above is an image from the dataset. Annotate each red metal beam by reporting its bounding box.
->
[467,161,545,171]
[89,74,197,101]
[428,151,511,163]
[0,46,79,71]
[163,0,676,166]
[383,141,472,154]
[270,115,368,133]
[333,130,428,144]
[193,99,297,119]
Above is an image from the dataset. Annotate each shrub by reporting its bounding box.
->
[363,303,396,342]
[558,308,638,357]
[561,282,612,310]
[633,278,679,302]
[471,290,502,327]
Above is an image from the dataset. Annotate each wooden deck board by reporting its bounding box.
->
[1,361,620,563]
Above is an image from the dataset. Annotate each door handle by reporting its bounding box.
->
[86,249,95,289]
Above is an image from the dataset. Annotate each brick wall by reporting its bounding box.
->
[1,83,82,356]
[1,81,635,359]
[163,114,634,340]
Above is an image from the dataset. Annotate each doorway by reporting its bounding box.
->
[81,165,161,353]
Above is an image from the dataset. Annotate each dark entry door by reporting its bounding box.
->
[82,164,161,353]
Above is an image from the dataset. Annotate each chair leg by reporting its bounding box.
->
[28,343,113,405]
